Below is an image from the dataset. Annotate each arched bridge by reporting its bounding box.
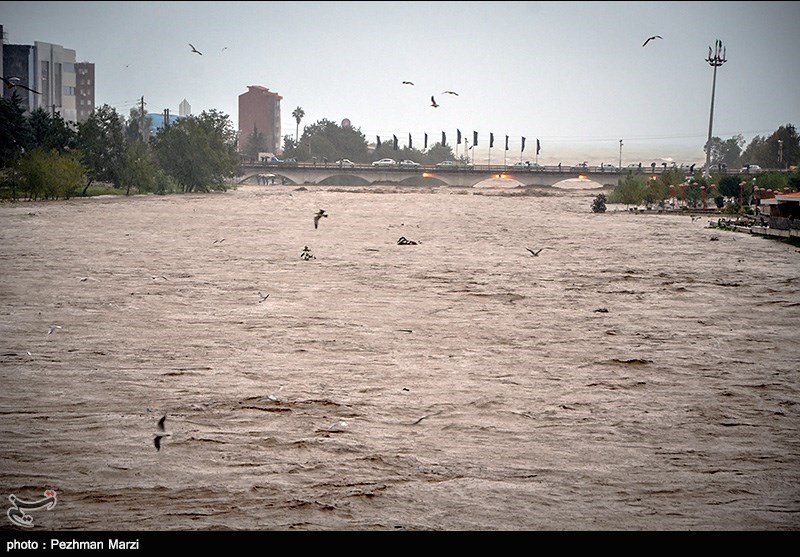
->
[238,163,642,188]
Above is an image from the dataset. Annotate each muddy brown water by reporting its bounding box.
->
[1,183,798,531]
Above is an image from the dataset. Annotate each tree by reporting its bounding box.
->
[242,123,268,159]
[152,109,239,192]
[28,108,77,153]
[704,134,744,168]
[591,193,607,213]
[125,105,152,144]
[292,106,304,148]
[75,104,128,194]
[741,124,799,169]
[0,92,33,168]
[297,118,369,163]
[16,148,83,200]
[608,175,647,207]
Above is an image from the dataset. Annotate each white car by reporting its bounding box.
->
[372,158,397,167]
[741,164,762,174]
[571,162,590,171]
[599,163,618,172]
[335,159,355,168]
[399,159,421,168]
[509,161,531,169]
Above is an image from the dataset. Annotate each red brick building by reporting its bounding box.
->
[238,85,282,154]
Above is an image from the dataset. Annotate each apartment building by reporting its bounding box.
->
[238,85,282,154]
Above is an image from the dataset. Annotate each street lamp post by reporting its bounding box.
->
[619,139,623,170]
[704,39,727,179]
[778,139,784,169]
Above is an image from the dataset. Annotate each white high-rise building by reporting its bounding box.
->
[179,98,191,117]
[34,41,77,124]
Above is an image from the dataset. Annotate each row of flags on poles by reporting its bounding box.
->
[376,132,541,154]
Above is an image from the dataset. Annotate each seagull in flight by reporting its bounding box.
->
[189,43,203,55]
[314,209,328,229]
[154,415,172,451]
[48,324,62,335]
[526,248,543,256]
[442,90,459,96]
[402,81,414,85]
[1,76,41,94]
[430,96,439,108]
[642,35,662,47]
[258,292,270,303]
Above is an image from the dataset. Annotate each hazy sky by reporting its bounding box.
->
[2,1,799,165]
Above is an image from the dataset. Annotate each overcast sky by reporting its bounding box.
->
[2,1,799,164]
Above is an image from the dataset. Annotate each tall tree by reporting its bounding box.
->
[28,108,77,153]
[243,123,268,159]
[152,109,239,192]
[75,104,128,195]
[292,106,305,148]
[0,92,33,167]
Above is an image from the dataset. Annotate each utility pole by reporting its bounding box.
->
[703,39,727,178]
[619,139,623,169]
[778,139,784,169]
[140,96,146,142]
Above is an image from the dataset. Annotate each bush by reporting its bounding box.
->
[591,193,607,213]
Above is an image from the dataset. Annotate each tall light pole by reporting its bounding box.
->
[704,39,727,178]
[619,139,623,169]
[778,139,784,169]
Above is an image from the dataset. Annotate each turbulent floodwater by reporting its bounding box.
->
[1,183,799,531]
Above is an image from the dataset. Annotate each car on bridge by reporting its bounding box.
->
[571,162,590,171]
[599,163,618,172]
[436,160,473,169]
[372,158,397,167]
[509,161,531,170]
[399,159,421,168]
[335,159,356,168]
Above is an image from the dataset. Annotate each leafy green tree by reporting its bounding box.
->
[242,124,268,159]
[28,108,77,153]
[0,92,33,168]
[76,104,128,194]
[741,124,799,169]
[152,109,239,192]
[16,148,83,200]
[125,105,152,144]
[119,140,175,195]
[609,174,647,207]
[704,134,744,168]
[297,118,369,163]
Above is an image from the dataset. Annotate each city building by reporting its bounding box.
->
[179,98,191,117]
[148,111,180,134]
[238,85,282,154]
[1,26,81,125]
[75,62,95,123]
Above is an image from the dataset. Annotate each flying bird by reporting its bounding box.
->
[402,81,414,85]
[314,209,328,229]
[47,324,62,335]
[258,292,270,303]
[442,90,459,96]
[1,76,41,95]
[526,248,543,256]
[154,414,172,451]
[642,35,662,47]
[430,96,439,108]
[189,43,202,55]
